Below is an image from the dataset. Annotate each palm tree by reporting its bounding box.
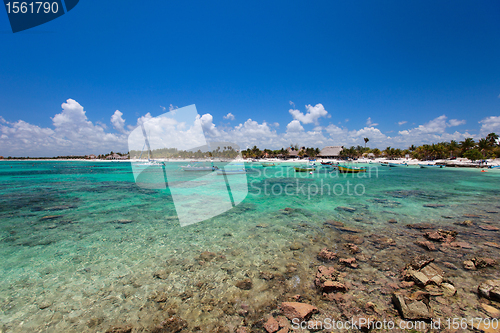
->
[364,137,369,148]
[460,138,475,152]
[486,133,499,146]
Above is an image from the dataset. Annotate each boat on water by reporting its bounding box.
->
[181,162,218,171]
[294,167,316,172]
[217,169,247,175]
[261,162,276,167]
[419,164,445,168]
[488,165,500,169]
[338,165,367,173]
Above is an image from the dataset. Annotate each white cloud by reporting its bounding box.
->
[111,110,127,134]
[366,117,379,127]
[169,104,178,111]
[289,103,329,125]
[0,116,5,124]
[223,113,235,120]
[0,99,127,156]
[479,116,500,137]
[197,113,220,136]
[286,120,304,132]
[447,119,466,127]
[398,121,407,126]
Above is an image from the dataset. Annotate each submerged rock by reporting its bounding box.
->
[424,229,457,243]
[235,278,253,290]
[315,266,347,293]
[151,316,187,333]
[317,248,336,261]
[472,257,497,269]
[339,257,358,269]
[105,326,133,333]
[478,280,500,301]
[423,204,445,208]
[335,206,356,213]
[479,225,500,231]
[263,316,279,333]
[416,240,436,251]
[280,302,318,321]
[392,292,433,321]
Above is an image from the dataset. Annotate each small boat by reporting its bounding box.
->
[488,165,500,169]
[217,169,247,175]
[261,162,276,167]
[338,165,367,173]
[294,166,316,172]
[380,163,389,167]
[419,164,445,169]
[181,162,218,171]
[321,161,332,165]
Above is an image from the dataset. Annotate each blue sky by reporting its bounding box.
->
[1,1,499,156]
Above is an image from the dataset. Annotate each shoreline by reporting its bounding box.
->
[1,157,499,168]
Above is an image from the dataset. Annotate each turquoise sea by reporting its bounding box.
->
[0,161,499,332]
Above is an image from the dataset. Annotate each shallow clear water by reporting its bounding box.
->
[0,161,499,332]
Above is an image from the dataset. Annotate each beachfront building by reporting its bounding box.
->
[317,146,344,159]
[106,153,128,160]
[286,147,300,159]
[86,154,97,159]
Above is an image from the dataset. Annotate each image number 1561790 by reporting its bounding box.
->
[3,0,79,33]
[5,2,60,14]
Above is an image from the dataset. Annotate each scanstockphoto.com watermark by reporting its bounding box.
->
[291,317,500,331]
[249,166,379,199]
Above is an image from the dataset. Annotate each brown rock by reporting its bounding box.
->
[479,225,500,231]
[473,257,497,269]
[484,242,500,249]
[478,280,500,301]
[335,206,356,213]
[317,248,336,261]
[153,269,169,280]
[392,292,433,320]
[199,251,217,261]
[388,218,397,223]
[105,326,133,333]
[424,229,457,243]
[151,316,187,333]
[236,327,250,333]
[235,278,253,290]
[450,241,472,249]
[455,220,474,226]
[280,302,318,321]
[442,262,458,270]
[259,271,275,280]
[337,226,363,233]
[289,242,302,250]
[264,316,279,333]
[406,223,435,230]
[480,303,500,318]
[345,243,360,253]
[416,240,436,251]
[463,260,476,270]
[323,280,348,292]
[275,316,290,331]
[339,257,358,268]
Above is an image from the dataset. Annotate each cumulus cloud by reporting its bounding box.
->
[223,113,235,120]
[197,113,220,136]
[366,117,379,127]
[286,120,304,132]
[398,121,407,126]
[447,119,466,127]
[0,99,127,156]
[289,104,329,125]
[479,116,500,137]
[0,116,5,124]
[111,110,127,134]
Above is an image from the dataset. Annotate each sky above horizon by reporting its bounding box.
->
[1,1,499,156]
